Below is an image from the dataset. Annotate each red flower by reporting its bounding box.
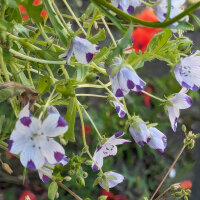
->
[127,9,162,53]
[19,5,26,13]
[33,0,40,5]
[100,189,114,200]
[41,10,47,19]
[143,85,153,107]
[19,190,36,200]
[114,195,129,200]
[81,124,91,136]
[4,152,14,159]
[180,180,192,189]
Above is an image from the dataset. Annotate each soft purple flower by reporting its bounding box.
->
[129,122,150,147]
[174,51,200,91]
[99,171,124,189]
[155,0,187,26]
[38,156,70,183]
[112,101,126,118]
[9,104,68,170]
[59,36,99,64]
[109,61,146,98]
[167,91,192,132]
[147,127,167,153]
[92,132,131,171]
[112,0,141,14]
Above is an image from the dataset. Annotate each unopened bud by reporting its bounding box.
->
[55,192,59,199]
[182,125,187,132]
[69,170,75,176]
[60,138,68,146]
[76,177,85,187]
[171,183,181,190]
[187,140,195,149]
[2,163,13,174]
[64,176,72,181]
[85,160,92,166]
[184,196,188,200]
[83,172,88,178]
[173,192,183,197]
[98,196,107,200]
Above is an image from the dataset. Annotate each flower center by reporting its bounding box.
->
[181,65,191,77]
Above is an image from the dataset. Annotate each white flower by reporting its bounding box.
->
[59,36,100,64]
[92,132,131,171]
[129,122,150,147]
[147,127,167,153]
[38,156,70,183]
[155,0,187,26]
[112,0,141,14]
[167,90,192,132]
[174,51,200,91]
[99,171,124,189]
[9,104,68,170]
[112,100,126,118]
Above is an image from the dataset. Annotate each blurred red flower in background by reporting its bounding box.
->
[81,124,91,136]
[127,9,162,53]
[100,190,129,200]
[19,190,36,200]
[19,0,47,21]
[143,85,153,107]
[180,180,192,189]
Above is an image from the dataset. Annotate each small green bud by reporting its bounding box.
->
[184,196,188,200]
[182,124,187,132]
[68,170,75,176]
[186,189,191,194]
[64,176,72,181]
[98,196,108,200]
[187,140,195,149]
[85,160,92,166]
[173,192,183,197]
[83,172,88,178]
[60,138,68,146]
[0,31,7,42]
[76,177,85,187]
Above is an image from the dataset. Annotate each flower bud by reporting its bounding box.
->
[68,170,75,176]
[85,160,92,166]
[98,196,108,200]
[76,177,85,187]
[170,183,181,190]
[184,196,188,200]
[83,172,88,178]
[59,137,68,146]
[182,124,187,132]
[64,176,72,181]
[2,162,13,174]
[55,192,59,199]
[173,192,183,197]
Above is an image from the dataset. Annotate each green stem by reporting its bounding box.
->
[122,98,131,119]
[77,82,111,88]
[62,0,87,36]
[141,90,165,103]
[90,62,107,75]
[45,64,56,84]
[0,4,7,19]
[76,94,107,98]
[38,88,56,120]
[91,0,200,28]
[60,64,70,79]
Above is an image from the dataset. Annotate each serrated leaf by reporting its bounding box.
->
[64,97,76,142]
[89,28,106,44]
[37,76,51,94]
[48,181,58,200]
[14,24,34,37]
[174,21,194,31]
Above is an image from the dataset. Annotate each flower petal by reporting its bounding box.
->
[41,114,68,137]
[92,149,104,171]
[99,171,124,189]
[167,106,179,132]
[41,139,65,164]
[59,156,70,166]
[59,44,73,65]
[20,141,45,170]
[170,93,192,109]
[18,103,30,119]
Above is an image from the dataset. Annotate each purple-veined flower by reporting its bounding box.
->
[38,156,70,183]
[8,104,68,170]
[99,171,124,189]
[129,122,150,147]
[147,127,167,153]
[167,91,192,132]
[112,0,141,14]
[109,63,146,98]
[155,0,187,26]
[92,132,131,171]
[174,51,200,91]
[112,101,126,118]
[59,36,100,64]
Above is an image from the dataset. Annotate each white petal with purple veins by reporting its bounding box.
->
[47,106,59,115]
[41,114,68,137]
[20,141,45,170]
[9,130,30,154]
[59,156,70,166]
[41,139,65,164]
[113,101,126,118]
[170,93,192,109]
[99,171,124,189]
[59,44,74,65]
[92,149,104,171]
[167,106,179,132]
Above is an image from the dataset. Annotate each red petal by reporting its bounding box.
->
[33,0,40,5]
[19,190,36,200]
[19,5,26,13]
[180,180,192,189]
[41,10,47,19]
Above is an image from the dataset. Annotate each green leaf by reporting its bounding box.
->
[92,0,126,34]
[13,24,34,37]
[106,24,133,65]
[48,181,58,200]
[6,7,22,23]
[0,115,5,133]
[7,0,18,8]
[43,0,69,46]
[37,76,51,94]
[190,14,200,27]
[35,49,61,60]
[98,196,108,200]
[64,97,76,142]
[56,80,76,98]
[174,21,194,31]
[89,28,106,44]
[93,177,102,187]
[0,19,13,31]
[76,66,89,82]
[102,178,109,191]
